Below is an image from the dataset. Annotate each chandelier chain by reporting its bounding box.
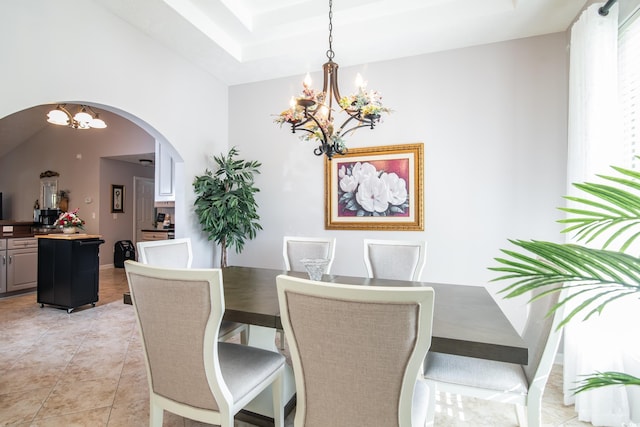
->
[326,0,334,60]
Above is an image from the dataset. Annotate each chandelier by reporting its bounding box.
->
[274,0,391,160]
[46,104,107,129]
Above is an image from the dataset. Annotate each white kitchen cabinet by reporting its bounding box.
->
[6,238,38,292]
[154,139,176,206]
[0,237,38,294]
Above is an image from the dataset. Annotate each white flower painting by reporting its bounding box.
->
[337,161,410,217]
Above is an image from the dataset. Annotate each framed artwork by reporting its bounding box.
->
[325,143,424,230]
[111,184,125,213]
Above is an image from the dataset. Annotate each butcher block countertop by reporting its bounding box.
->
[35,234,103,240]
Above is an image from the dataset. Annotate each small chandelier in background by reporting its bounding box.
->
[47,104,107,130]
[273,0,391,160]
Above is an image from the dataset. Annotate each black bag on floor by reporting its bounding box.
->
[114,240,136,268]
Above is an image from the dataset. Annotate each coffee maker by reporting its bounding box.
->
[38,208,61,228]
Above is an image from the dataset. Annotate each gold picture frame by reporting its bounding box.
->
[325,143,424,230]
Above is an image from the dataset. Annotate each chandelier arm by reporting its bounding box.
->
[321,61,342,123]
[84,105,99,116]
[330,62,342,104]
[303,110,331,144]
[290,111,337,158]
[289,117,314,130]
[290,126,315,136]
[340,123,376,138]
[336,113,378,136]
[291,116,332,152]
[291,129,329,158]
[58,105,73,120]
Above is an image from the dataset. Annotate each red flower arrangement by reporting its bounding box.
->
[54,208,85,229]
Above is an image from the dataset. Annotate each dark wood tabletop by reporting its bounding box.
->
[221,266,528,365]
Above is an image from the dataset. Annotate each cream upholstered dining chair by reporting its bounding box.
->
[282,236,336,274]
[136,238,248,344]
[137,237,193,267]
[276,274,435,426]
[423,286,564,427]
[280,236,337,350]
[125,261,285,427]
[363,239,427,281]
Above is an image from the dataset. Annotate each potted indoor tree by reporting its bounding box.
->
[491,161,640,391]
[193,147,262,267]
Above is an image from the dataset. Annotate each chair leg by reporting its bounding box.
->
[277,329,286,351]
[524,387,545,427]
[425,380,436,427]
[149,401,163,427]
[272,372,284,427]
[240,325,249,345]
[221,413,234,427]
[515,404,527,427]
[526,398,543,427]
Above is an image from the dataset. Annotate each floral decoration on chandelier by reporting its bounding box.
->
[54,208,86,229]
[273,74,392,158]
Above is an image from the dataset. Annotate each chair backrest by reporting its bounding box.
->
[137,237,193,268]
[124,260,232,412]
[522,285,564,386]
[276,274,435,426]
[363,239,427,281]
[282,236,336,273]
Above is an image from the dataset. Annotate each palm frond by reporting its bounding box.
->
[558,164,640,249]
[573,372,640,394]
[491,240,640,327]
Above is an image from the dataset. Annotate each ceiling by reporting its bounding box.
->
[93,0,588,86]
[1,0,588,159]
[0,105,154,164]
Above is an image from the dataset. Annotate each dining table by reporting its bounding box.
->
[220,265,528,423]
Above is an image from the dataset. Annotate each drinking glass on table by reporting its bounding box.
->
[300,258,330,281]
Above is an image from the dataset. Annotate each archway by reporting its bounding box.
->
[0,102,184,266]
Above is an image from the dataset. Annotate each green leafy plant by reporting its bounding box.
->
[193,147,262,267]
[491,162,640,392]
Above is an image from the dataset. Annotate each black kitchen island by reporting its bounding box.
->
[36,234,104,313]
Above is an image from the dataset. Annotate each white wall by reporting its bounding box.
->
[229,33,569,331]
[0,0,228,266]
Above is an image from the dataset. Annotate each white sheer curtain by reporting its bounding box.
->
[565,3,640,425]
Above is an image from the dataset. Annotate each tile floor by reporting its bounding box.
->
[0,267,591,427]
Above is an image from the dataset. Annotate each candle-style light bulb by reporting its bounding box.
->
[355,73,366,90]
[289,96,296,109]
[303,73,312,89]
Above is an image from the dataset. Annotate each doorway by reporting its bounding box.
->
[134,177,155,245]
